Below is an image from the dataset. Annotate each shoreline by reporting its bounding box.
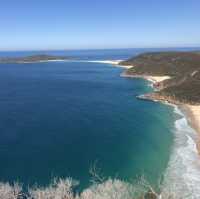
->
[87,60,133,69]
[120,68,200,195]
[93,60,200,158]
[181,104,200,154]
[120,69,200,155]
[121,72,171,83]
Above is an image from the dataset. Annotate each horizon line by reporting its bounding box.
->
[0,45,200,52]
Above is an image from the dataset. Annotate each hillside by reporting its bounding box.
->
[120,52,200,105]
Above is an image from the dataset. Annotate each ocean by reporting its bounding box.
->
[0,48,200,197]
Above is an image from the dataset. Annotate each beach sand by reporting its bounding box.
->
[108,60,133,69]
[182,105,200,153]
[121,73,171,83]
[145,76,171,83]
[89,60,133,69]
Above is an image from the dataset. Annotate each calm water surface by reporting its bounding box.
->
[0,49,176,190]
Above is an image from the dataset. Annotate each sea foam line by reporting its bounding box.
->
[161,106,200,198]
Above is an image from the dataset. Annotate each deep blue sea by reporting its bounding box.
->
[0,48,200,194]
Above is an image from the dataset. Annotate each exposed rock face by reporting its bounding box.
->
[120,52,200,105]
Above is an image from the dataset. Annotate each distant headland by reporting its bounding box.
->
[0,54,71,64]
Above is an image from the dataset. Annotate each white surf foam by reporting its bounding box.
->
[161,106,200,198]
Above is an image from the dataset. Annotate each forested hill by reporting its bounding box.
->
[120,52,200,105]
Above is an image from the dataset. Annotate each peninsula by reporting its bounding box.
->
[0,54,70,64]
[120,51,200,151]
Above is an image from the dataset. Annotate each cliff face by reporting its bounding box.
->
[120,52,200,105]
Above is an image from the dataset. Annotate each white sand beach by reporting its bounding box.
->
[184,105,200,153]
[88,60,133,69]
[145,75,171,83]
[186,105,200,133]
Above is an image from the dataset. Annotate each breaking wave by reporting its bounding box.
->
[1,107,200,198]
[161,106,200,198]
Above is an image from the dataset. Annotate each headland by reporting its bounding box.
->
[119,51,200,153]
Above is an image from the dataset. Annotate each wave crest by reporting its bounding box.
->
[161,106,200,199]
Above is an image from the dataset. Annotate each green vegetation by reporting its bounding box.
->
[0,54,70,63]
[120,52,200,104]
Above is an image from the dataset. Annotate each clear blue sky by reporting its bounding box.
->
[1,0,200,51]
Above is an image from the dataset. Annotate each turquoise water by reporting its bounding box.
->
[0,49,176,191]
